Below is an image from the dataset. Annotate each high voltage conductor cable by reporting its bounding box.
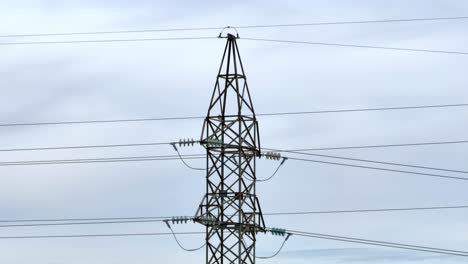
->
[174,148,205,171]
[258,104,468,115]
[170,142,205,171]
[257,159,287,182]
[286,230,468,256]
[236,16,468,28]
[0,139,467,153]
[288,140,468,151]
[0,154,203,164]
[0,154,205,167]
[0,151,465,182]
[256,233,291,259]
[0,229,465,257]
[0,27,222,38]
[0,219,168,228]
[256,154,288,182]
[0,216,173,223]
[264,205,468,216]
[290,233,468,256]
[164,220,205,252]
[0,36,217,46]
[0,142,171,152]
[0,157,201,166]
[2,16,468,38]
[287,156,468,181]
[242,37,468,55]
[2,205,468,224]
[264,148,468,174]
[0,231,205,239]
[0,115,205,127]
[0,103,466,127]
[0,150,464,180]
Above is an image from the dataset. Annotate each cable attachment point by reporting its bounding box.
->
[270,227,288,237]
[218,26,240,39]
[280,157,288,165]
[171,216,193,225]
[195,215,217,226]
[170,143,178,151]
[173,138,198,148]
[163,219,171,229]
[263,152,282,160]
[204,138,224,148]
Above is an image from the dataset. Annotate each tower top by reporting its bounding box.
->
[200,34,261,154]
[227,33,237,40]
[218,26,240,39]
[204,33,256,119]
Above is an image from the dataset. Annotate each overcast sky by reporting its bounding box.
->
[0,1,467,263]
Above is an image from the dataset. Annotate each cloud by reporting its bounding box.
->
[0,0,467,263]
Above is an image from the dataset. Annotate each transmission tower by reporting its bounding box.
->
[194,33,266,264]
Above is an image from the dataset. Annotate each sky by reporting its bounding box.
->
[0,0,467,263]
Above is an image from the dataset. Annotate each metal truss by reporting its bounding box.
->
[195,33,265,264]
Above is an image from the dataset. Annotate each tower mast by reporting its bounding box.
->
[195,33,265,264]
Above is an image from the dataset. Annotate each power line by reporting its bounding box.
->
[0,116,204,127]
[0,231,205,239]
[256,158,287,182]
[0,142,171,152]
[264,205,468,216]
[236,16,468,29]
[265,148,468,174]
[0,154,205,167]
[0,228,464,258]
[256,234,291,259]
[288,230,468,255]
[0,149,465,182]
[0,219,167,228]
[0,139,466,153]
[287,156,468,181]
[2,16,468,38]
[2,228,464,257]
[242,37,468,55]
[3,205,467,224]
[0,216,173,223]
[287,230,468,257]
[0,103,466,127]
[164,221,205,252]
[0,154,203,164]
[286,140,468,151]
[0,150,465,183]
[0,36,217,46]
[0,27,222,38]
[258,104,468,116]
[171,144,205,171]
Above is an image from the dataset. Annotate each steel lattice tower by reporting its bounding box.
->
[195,33,265,264]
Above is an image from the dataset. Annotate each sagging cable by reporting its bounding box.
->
[164,220,205,252]
[257,229,292,259]
[257,156,288,182]
[171,140,204,171]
